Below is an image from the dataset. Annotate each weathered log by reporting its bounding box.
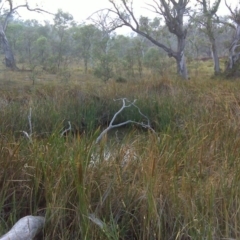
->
[0,215,45,240]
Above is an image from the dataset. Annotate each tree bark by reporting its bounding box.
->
[226,24,240,73]
[211,40,220,74]
[207,22,220,74]
[0,25,18,70]
[176,52,188,79]
[176,36,188,79]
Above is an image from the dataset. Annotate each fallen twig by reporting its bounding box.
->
[60,121,72,137]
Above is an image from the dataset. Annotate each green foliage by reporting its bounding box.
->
[93,54,114,81]
[72,24,99,73]
[144,47,162,72]
[3,14,235,78]
[54,9,74,29]
[6,23,24,51]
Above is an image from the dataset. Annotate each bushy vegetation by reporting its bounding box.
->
[1,66,240,239]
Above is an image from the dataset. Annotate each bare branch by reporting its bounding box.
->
[121,0,139,29]
[96,98,156,144]
[61,121,72,137]
[89,9,125,34]
[215,15,236,29]
[25,3,54,15]
[92,0,189,78]
[20,131,32,143]
[3,1,54,31]
[225,0,235,16]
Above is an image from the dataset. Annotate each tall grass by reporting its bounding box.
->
[1,71,240,239]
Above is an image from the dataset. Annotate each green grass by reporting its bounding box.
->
[1,67,240,239]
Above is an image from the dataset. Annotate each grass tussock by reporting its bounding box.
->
[1,69,240,239]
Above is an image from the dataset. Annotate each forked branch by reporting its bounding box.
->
[96,98,156,144]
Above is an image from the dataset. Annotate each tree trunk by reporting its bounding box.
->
[176,52,188,79]
[0,25,18,70]
[207,20,220,75]
[226,24,240,75]
[211,41,220,74]
[176,36,188,79]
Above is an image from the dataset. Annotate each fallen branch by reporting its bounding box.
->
[60,121,72,137]
[96,98,156,144]
[0,215,45,240]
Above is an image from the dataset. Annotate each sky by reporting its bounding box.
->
[14,0,239,34]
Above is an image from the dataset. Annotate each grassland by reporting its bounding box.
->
[1,63,240,239]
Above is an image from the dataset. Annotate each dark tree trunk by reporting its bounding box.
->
[225,24,240,75]
[206,20,220,75]
[0,25,18,70]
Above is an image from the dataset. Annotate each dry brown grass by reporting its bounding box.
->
[1,66,240,239]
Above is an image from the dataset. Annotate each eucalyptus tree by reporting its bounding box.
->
[6,22,24,52]
[21,20,41,64]
[224,1,240,76]
[104,0,190,79]
[53,9,75,69]
[92,31,116,81]
[131,36,147,77]
[195,0,221,75]
[34,36,50,65]
[106,34,132,77]
[144,47,163,74]
[72,24,99,73]
[0,0,52,70]
[89,10,118,81]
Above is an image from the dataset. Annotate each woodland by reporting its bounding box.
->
[1,0,240,239]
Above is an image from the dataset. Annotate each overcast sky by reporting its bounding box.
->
[15,0,239,34]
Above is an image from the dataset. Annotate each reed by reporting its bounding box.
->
[1,70,240,239]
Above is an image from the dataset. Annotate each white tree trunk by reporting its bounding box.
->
[176,52,188,79]
[0,216,45,240]
[0,25,18,70]
[176,36,188,79]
